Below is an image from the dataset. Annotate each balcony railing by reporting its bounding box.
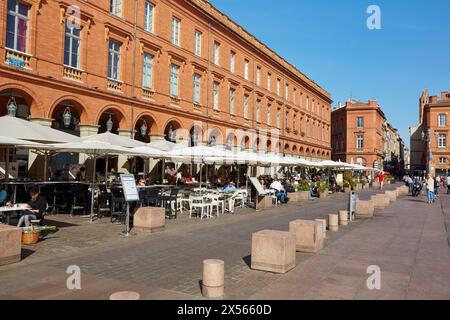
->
[63,65,83,82]
[107,78,123,92]
[170,96,181,105]
[4,48,32,69]
[142,88,155,100]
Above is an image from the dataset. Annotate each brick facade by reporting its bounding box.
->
[331,99,386,169]
[0,0,332,167]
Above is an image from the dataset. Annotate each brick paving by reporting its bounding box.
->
[0,183,449,300]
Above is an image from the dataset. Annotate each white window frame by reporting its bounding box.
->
[108,40,121,80]
[144,1,155,33]
[256,100,260,122]
[357,116,364,128]
[213,81,219,111]
[214,41,220,65]
[439,114,447,127]
[170,64,180,97]
[193,73,201,103]
[110,0,123,17]
[267,105,271,126]
[357,135,364,150]
[64,21,81,69]
[267,73,271,91]
[285,84,289,100]
[142,53,153,89]
[439,157,447,164]
[276,110,281,128]
[194,31,202,56]
[244,59,249,80]
[229,88,235,114]
[276,79,281,96]
[256,67,261,86]
[6,0,30,53]
[230,51,235,73]
[244,94,249,119]
[171,16,180,46]
[438,134,446,148]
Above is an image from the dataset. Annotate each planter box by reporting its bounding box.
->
[385,191,397,202]
[289,220,324,253]
[251,230,296,274]
[256,195,274,211]
[289,191,309,202]
[344,187,351,193]
[319,191,328,199]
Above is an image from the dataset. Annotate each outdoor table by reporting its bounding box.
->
[0,205,29,225]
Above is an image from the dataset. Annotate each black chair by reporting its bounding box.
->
[142,188,161,207]
[110,187,127,224]
[162,188,180,219]
[39,185,56,215]
[70,184,89,216]
[53,184,72,214]
[97,184,112,218]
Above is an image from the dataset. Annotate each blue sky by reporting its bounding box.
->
[210,0,450,148]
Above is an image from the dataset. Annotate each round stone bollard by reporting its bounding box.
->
[109,291,140,300]
[315,219,327,238]
[328,214,339,232]
[339,210,349,226]
[202,259,224,298]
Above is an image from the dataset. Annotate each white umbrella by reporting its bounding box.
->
[0,115,80,143]
[148,139,185,152]
[47,141,142,222]
[81,131,147,148]
[0,136,44,182]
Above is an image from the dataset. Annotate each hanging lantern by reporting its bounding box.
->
[106,113,113,132]
[6,96,18,117]
[140,119,148,137]
[62,106,72,128]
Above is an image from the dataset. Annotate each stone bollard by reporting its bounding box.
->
[109,291,140,300]
[339,210,349,226]
[328,214,339,232]
[202,259,225,298]
[133,207,165,232]
[385,191,397,202]
[289,220,324,253]
[315,219,327,239]
[371,194,390,209]
[251,230,296,274]
[0,225,22,266]
[355,200,375,218]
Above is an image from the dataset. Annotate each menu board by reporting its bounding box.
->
[120,174,140,202]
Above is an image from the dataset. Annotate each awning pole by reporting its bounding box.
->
[90,155,96,223]
[5,146,10,183]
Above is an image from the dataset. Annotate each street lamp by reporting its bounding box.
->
[106,113,113,132]
[62,106,72,128]
[140,119,148,137]
[6,96,18,117]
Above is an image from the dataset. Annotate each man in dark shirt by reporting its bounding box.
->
[17,186,47,227]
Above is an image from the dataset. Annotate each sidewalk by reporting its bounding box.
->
[1,184,449,300]
[249,192,450,300]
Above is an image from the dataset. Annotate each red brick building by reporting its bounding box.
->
[421,90,450,176]
[0,0,331,175]
[331,99,386,169]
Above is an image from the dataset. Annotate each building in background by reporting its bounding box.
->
[420,90,450,177]
[0,0,332,178]
[331,99,387,170]
[409,123,426,174]
[383,122,407,176]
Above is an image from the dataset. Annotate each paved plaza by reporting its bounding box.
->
[0,183,449,300]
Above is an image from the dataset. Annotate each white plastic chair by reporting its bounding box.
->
[189,195,211,220]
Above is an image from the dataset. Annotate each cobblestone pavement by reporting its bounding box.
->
[1,183,449,300]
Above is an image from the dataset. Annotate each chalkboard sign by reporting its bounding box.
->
[120,174,139,202]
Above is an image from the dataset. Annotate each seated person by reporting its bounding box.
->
[223,181,237,193]
[270,177,287,204]
[17,186,47,227]
[137,177,147,187]
[283,179,295,193]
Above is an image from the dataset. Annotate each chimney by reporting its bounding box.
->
[338,101,343,109]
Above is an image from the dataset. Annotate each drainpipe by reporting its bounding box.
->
[130,0,138,140]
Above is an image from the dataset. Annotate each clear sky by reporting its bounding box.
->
[210,0,450,148]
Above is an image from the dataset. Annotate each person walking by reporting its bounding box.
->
[446,174,450,195]
[426,174,435,204]
[378,172,385,191]
[435,176,441,198]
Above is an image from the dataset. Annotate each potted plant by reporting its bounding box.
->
[300,132,305,137]
[286,128,292,133]
[293,129,299,135]
[295,180,311,201]
[343,181,351,193]
[318,181,329,198]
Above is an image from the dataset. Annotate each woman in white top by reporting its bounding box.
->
[426,175,435,204]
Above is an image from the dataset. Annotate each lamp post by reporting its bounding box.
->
[62,106,72,128]
[106,113,113,132]
[6,96,18,117]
